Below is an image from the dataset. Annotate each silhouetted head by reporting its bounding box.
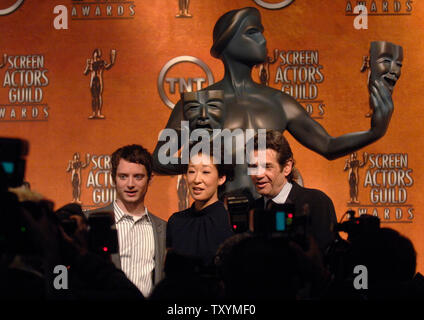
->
[347,227,416,289]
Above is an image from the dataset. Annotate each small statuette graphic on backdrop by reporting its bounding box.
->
[67,152,90,204]
[83,48,117,119]
[176,0,192,18]
[344,152,368,204]
[256,49,279,86]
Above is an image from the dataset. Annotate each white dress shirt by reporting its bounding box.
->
[113,201,155,297]
[264,182,293,207]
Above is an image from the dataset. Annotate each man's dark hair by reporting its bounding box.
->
[111,144,153,182]
[251,130,296,182]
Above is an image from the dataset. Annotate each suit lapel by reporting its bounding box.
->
[286,182,300,205]
[107,203,121,269]
[149,212,164,285]
[254,196,265,209]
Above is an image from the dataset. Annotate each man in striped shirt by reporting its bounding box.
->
[90,144,166,297]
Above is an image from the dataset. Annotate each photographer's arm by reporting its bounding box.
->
[285,80,393,160]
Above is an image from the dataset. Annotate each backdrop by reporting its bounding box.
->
[1,0,422,272]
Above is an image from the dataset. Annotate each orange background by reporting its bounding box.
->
[1,0,423,273]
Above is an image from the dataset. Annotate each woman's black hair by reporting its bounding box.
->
[187,139,235,197]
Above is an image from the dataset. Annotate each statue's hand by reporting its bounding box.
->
[370,79,394,138]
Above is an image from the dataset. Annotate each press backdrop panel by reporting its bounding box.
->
[1,0,423,272]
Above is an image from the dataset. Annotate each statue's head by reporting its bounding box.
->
[210,7,267,65]
[182,90,224,133]
[369,41,403,93]
[93,48,102,59]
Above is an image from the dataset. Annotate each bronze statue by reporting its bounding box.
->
[344,152,368,204]
[153,7,397,197]
[176,0,192,18]
[83,48,116,119]
[177,174,189,210]
[361,41,403,117]
[66,152,90,204]
[0,53,6,68]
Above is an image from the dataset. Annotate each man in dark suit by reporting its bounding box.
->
[88,144,166,298]
[248,130,337,253]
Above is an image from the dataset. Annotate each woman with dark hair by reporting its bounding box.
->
[153,7,395,197]
[166,147,234,267]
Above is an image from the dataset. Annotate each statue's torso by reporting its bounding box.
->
[208,83,290,131]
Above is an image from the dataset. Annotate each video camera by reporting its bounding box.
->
[87,211,118,256]
[325,210,381,280]
[226,190,310,250]
[0,137,29,189]
[251,203,310,250]
[56,204,118,257]
[335,209,380,241]
[225,191,252,233]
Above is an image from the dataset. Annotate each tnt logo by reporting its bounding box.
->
[252,0,295,10]
[157,56,214,109]
[0,0,25,16]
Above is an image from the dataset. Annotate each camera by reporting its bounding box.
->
[335,209,380,241]
[226,190,310,250]
[250,203,296,234]
[0,137,29,189]
[225,191,252,233]
[326,210,381,280]
[56,204,118,257]
[250,203,310,250]
[87,211,118,256]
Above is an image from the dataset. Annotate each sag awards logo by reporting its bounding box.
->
[0,0,24,16]
[267,49,325,119]
[66,152,116,208]
[345,0,413,15]
[253,0,295,10]
[83,48,117,119]
[157,56,214,109]
[0,53,49,121]
[344,152,414,223]
[70,0,136,20]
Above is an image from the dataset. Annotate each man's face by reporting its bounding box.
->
[115,159,151,206]
[183,90,224,133]
[249,149,292,198]
[369,41,403,93]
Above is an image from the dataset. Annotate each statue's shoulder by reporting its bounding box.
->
[256,84,297,104]
[203,81,225,91]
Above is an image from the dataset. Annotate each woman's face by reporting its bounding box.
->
[187,153,226,207]
[223,14,267,65]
